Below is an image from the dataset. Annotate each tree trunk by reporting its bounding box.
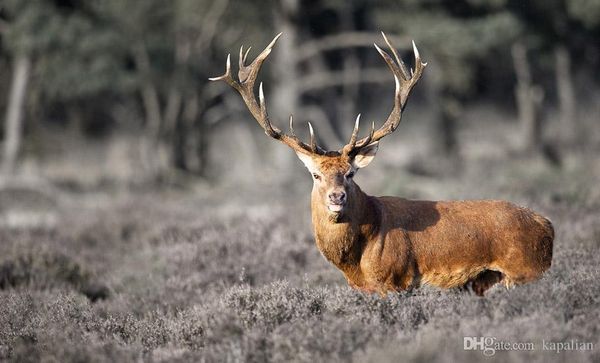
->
[272,0,300,121]
[138,81,165,176]
[511,42,544,151]
[163,87,183,171]
[439,93,459,153]
[554,44,576,144]
[270,0,300,174]
[425,56,459,155]
[180,91,202,173]
[163,88,182,139]
[133,44,168,178]
[2,54,31,177]
[339,5,361,141]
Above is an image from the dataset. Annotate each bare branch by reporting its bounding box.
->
[195,0,230,51]
[298,68,396,93]
[297,32,410,62]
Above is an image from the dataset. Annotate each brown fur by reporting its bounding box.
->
[208,33,554,296]
[307,155,554,296]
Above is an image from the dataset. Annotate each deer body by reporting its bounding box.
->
[211,32,554,296]
[311,186,554,295]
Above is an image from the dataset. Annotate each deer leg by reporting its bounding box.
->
[471,270,503,296]
[457,283,471,293]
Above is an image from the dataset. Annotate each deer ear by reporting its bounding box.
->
[295,151,318,173]
[352,142,379,169]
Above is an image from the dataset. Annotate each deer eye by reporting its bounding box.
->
[312,173,321,180]
[346,171,355,178]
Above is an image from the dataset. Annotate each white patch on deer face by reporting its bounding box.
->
[328,204,343,212]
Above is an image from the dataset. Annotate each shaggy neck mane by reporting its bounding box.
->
[310,184,380,271]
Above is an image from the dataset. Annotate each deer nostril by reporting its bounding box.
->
[329,191,346,204]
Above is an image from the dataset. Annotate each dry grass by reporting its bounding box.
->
[0,149,599,362]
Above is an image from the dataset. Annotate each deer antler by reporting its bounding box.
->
[342,32,426,156]
[209,33,325,155]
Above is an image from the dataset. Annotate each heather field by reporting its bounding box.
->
[3,1,600,362]
[1,149,599,363]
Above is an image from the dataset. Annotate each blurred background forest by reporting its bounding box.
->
[1,1,600,361]
[1,0,599,189]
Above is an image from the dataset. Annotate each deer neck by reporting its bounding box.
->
[310,185,378,268]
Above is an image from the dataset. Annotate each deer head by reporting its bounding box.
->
[210,32,426,220]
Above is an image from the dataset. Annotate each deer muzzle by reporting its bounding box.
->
[328,191,347,212]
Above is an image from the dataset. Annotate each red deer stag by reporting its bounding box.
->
[210,33,554,296]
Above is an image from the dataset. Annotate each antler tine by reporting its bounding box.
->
[239,32,282,84]
[209,33,325,156]
[307,122,326,154]
[308,122,317,153]
[349,114,361,146]
[344,34,426,154]
[289,115,296,136]
[208,54,240,91]
[410,40,427,89]
[243,46,251,65]
[239,45,244,69]
[341,114,361,154]
[381,32,410,81]
[356,121,375,148]
[258,82,279,137]
[373,43,400,79]
[238,45,253,69]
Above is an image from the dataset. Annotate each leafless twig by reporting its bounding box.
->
[297,32,410,62]
[196,0,230,51]
[297,68,396,93]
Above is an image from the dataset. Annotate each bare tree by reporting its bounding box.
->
[2,54,31,177]
[421,55,459,156]
[554,44,576,144]
[130,0,229,178]
[133,44,167,176]
[512,42,544,151]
